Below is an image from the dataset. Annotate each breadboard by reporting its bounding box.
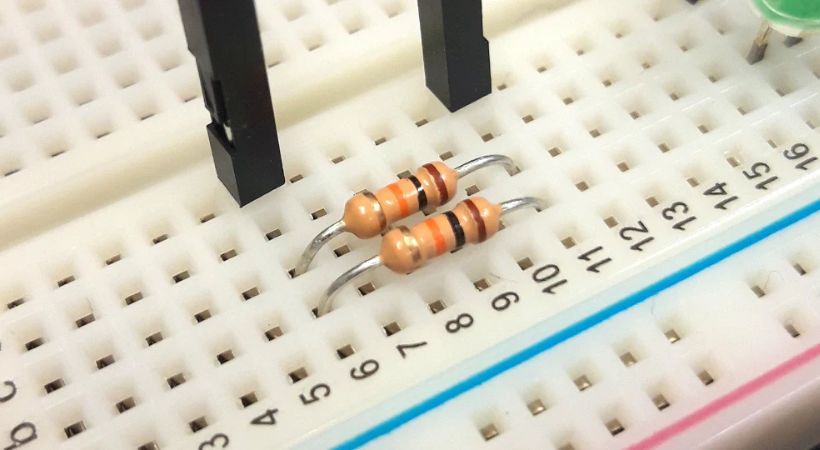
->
[0,0,818,449]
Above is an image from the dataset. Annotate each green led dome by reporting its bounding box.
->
[752,0,820,33]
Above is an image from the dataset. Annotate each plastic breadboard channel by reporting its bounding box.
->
[0,0,818,450]
[751,0,820,36]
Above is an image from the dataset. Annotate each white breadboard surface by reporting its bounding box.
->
[0,0,818,449]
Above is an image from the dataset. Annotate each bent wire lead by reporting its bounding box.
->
[319,196,546,315]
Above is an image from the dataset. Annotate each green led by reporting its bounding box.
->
[752,0,820,34]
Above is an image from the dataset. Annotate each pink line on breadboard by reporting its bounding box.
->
[629,342,820,449]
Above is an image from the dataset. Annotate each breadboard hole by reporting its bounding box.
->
[478,422,500,441]
[428,299,447,314]
[264,325,284,341]
[166,372,186,389]
[697,368,715,386]
[239,392,259,408]
[63,421,86,439]
[116,396,137,414]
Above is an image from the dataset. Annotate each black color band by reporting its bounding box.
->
[408,175,428,210]
[445,211,465,248]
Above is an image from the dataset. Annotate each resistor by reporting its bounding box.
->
[379,196,500,273]
[293,155,518,276]
[342,161,458,239]
[319,196,545,315]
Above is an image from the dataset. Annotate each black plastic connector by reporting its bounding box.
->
[417,0,491,112]
[177,0,285,206]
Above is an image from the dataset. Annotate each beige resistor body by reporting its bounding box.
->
[379,197,502,274]
[342,162,458,238]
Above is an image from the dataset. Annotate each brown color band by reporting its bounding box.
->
[423,163,449,203]
[463,199,487,242]
[399,226,422,266]
[363,190,387,230]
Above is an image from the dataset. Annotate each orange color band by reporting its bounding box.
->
[424,218,446,255]
[387,182,409,217]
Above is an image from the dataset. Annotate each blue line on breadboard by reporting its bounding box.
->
[336,197,820,449]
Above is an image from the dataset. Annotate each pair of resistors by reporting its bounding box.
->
[293,155,545,315]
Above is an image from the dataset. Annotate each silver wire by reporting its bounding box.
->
[320,196,546,315]
[499,196,547,215]
[319,255,382,316]
[454,154,518,178]
[293,220,347,277]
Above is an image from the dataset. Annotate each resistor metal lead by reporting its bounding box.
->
[293,155,518,276]
[319,196,545,315]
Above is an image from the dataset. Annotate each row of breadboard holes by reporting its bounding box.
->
[6,0,405,51]
[5,7,814,127]
[14,0,147,15]
[503,0,820,106]
[3,0,807,96]
[36,258,816,448]
[476,359,717,447]
[0,63,201,177]
[0,5,179,105]
[3,8,165,57]
[282,0,820,180]
[1,57,815,181]
[0,37,189,92]
[474,299,814,446]
[2,20,816,177]
[15,236,815,337]
[282,85,818,189]
[260,0,409,46]
[1,0,694,88]
[354,2,818,150]
[0,0,409,163]
[3,28,815,136]
[11,0,400,19]
[0,48,198,137]
[0,0,410,93]
[0,11,379,92]
[13,243,814,413]
[3,0,812,148]
[1,135,812,317]
[0,0,777,57]
[3,222,810,352]
[478,355,723,449]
